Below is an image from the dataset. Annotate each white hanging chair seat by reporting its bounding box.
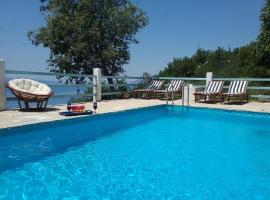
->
[6,79,54,110]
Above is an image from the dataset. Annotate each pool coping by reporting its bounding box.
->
[0,104,166,132]
[1,103,270,133]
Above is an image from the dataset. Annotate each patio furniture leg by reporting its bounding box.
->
[40,101,44,108]
[144,92,148,98]
[143,92,147,98]
[220,95,223,103]
[43,100,48,110]
[24,101,29,110]
[17,99,22,109]
[196,95,200,102]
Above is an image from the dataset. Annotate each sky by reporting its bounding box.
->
[0,0,265,76]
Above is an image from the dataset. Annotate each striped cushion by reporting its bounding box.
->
[204,81,224,94]
[167,80,185,92]
[227,81,248,94]
[146,80,164,90]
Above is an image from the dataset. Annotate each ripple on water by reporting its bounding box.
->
[1,109,270,199]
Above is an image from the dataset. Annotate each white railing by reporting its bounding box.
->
[0,58,270,110]
[4,70,97,100]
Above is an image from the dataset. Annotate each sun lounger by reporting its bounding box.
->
[154,80,185,99]
[221,81,248,103]
[133,80,164,98]
[194,80,224,102]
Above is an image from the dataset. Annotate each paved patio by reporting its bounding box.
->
[0,98,270,129]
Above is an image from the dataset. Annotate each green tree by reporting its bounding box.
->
[159,45,267,78]
[159,1,270,80]
[192,48,209,65]
[232,43,263,77]
[28,0,148,82]
[159,57,196,77]
[256,0,270,73]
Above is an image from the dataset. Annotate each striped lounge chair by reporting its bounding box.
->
[154,80,185,99]
[133,79,164,98]
[194,81,224,102]
[222,81,249,103]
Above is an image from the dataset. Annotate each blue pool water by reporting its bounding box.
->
[0,106,270,199]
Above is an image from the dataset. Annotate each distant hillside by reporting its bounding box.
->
[159,1,270,79]
[159,44,269,78]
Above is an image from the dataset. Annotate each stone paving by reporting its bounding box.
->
[0,98,269,129]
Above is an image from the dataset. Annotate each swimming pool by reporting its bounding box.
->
[0,105,270,199]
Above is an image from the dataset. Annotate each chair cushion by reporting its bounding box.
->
[8,79,52,95]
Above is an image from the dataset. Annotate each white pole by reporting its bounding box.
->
[205,72,213,102]
[206,72,213,85]
[93,68,101,102]
[0,59,6,111]
[184,84,195,104]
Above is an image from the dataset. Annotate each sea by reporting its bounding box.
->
[5,75,139,109]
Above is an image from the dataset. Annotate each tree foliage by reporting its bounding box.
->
[28,0,148,82]
[159,45,268,78]
[257,0,270,67]
[159,1,270,79]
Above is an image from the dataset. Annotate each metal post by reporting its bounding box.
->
[93,68,101,102]
[166,88,168,105]
[182,86,184,106]
[93,76,97,102]
[0,59,6,111]
[187,84,190,106]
